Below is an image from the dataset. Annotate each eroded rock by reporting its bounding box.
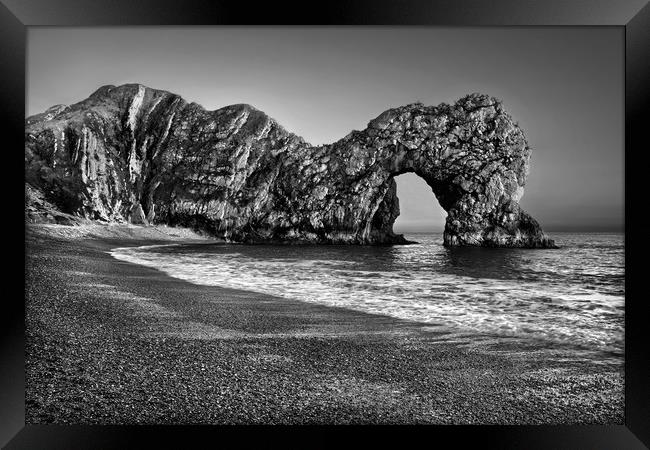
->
[25,83,555,247]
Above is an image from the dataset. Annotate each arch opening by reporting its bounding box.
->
[392,172,447,238]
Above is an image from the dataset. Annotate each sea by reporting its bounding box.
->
[110,232,624,358]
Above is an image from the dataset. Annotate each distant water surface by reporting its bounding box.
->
[111,232,624,356]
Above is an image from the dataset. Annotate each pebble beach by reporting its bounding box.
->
[25,224,624,424]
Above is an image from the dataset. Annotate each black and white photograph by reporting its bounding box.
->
[22,25,626,427]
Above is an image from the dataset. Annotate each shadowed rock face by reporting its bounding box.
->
[25,83,555,247]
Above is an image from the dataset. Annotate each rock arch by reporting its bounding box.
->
[294,93,556,247]
[25,84,555,248]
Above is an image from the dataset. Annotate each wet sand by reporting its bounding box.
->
[25,224,624,424]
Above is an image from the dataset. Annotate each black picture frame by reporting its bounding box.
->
[3,0,648,448]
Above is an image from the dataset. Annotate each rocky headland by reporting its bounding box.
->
[25,84,555,247]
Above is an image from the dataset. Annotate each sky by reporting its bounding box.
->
[27,27,624,232]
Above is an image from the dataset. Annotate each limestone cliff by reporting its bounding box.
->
[25,83,556,247]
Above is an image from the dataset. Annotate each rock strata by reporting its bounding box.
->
[25,83,555,247]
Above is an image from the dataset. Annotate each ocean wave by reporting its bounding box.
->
[110,233,624,353]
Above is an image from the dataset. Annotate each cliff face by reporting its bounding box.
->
[25,83,555,247]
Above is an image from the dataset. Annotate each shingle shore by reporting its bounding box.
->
[25,224,623,424]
